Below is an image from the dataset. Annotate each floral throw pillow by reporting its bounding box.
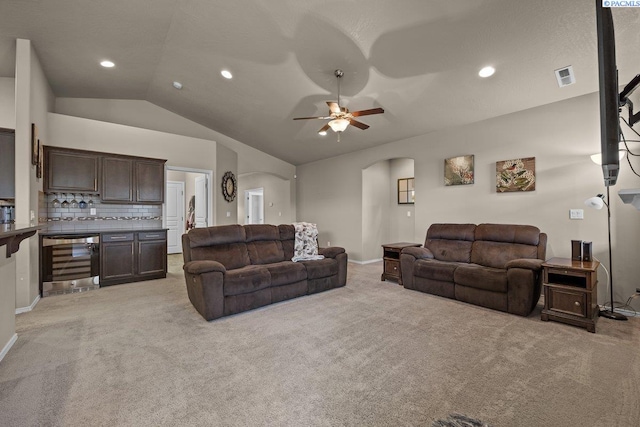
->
[293,222,319,258]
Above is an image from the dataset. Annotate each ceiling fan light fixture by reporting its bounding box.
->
[221,69,233,79]
[100,60,115,68]
[318,130,327,136]
[328,118,349,133]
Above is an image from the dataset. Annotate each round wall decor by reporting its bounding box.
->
[221,171,237,202]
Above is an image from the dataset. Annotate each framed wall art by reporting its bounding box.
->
[496,157,535,192]
[444,155,474,186]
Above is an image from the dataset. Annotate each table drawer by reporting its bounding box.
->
[547,287,587,317]
[102,232,134,242]
[385,259,400,277]
[138,231,166,241]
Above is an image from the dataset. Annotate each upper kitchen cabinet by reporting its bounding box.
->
[102,156,165,204]
[0,129,15,199]
[136,160,165,203]
[44,146,99,193]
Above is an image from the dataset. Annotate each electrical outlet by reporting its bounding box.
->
[90,208,97,215]
[327,241,331,247]
[407,211,411,217]
[226,211,231,217]
[569,209,584,220]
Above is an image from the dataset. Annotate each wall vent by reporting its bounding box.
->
[554,66,575,87]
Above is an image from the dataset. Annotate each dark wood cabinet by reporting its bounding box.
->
[381,242,422,285]
[44,147,99,193]
[101,230,167,286]
[102,157,165,204]
[101,157,134,202]
[135,160,165,203]
[0,129,15,198]
[541,257,599,333]
[101,235,136,283]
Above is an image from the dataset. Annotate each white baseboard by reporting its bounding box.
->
[349,258,383,265]
[0,333,17,363]
[16,295,40,314]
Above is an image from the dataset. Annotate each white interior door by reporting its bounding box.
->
[195,175,208,228]
[166,181,185,254]
[245,188,264,224]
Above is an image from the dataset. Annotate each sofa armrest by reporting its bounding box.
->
[184,260,226,275]
[506,258,543,271]
[401,246,434,259]
[318,246,345,258]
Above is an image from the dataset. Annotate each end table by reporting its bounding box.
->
[381,242,422,285]
[541,257,600,333]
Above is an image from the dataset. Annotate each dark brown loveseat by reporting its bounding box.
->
[182,224,348,320]
[400,223,547,316]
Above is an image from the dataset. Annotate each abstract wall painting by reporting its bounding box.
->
[496,157,536,192]
[444,155,474,186]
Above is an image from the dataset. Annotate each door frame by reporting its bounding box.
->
[244,187,264,224]
[163,166,214,231]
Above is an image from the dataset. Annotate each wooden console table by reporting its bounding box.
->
[541,257,599,333]
[381,242,421,285]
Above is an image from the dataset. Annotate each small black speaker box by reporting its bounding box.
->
[571,240,583,261]
[582,241,593,262]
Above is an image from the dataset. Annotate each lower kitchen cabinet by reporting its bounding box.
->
[101,230,167,286]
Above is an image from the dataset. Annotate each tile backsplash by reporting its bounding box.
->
[40,192,162,232]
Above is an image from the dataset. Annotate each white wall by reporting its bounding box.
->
[0,77,15,129]
[389,158,415,243]
[362,161,390,261]
[216,144,238,225]
[297,91,640,306]
[238,172,292,225]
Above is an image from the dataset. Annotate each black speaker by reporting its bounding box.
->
[571,240,583,261]
[582,241,593,262]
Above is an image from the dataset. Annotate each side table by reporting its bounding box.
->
[381,242,422,285]
[541,257,600,333]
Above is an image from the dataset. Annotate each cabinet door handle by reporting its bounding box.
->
[110,236,128,240]
[145,234,161,238]
[574,301,581,307]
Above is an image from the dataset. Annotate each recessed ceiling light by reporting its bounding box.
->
[318,131,327,136]
[100,60,115,68]
[172,81,183,90]
[221,69,233,79]
[479,66,495,78]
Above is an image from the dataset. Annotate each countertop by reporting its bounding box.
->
[1,223,44,238]
[39,228,168,237]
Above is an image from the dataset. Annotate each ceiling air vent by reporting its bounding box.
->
[554,66,575,87]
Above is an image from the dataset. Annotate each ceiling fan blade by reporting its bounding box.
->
[351,107,384,117]
[327,102,341,114]
[293,116,332,120]
[318,123,331,134]
[349,119,370,130]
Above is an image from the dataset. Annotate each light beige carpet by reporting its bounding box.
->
[1,255,639,426]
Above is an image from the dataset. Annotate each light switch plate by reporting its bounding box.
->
[570,209,584,219]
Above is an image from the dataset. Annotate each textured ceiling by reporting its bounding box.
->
[1,0,639,165]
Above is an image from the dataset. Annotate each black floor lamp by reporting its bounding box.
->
[584,186,628,320]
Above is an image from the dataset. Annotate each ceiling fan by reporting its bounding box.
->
[294,69,384,141]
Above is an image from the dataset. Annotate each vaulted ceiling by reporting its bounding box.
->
[1,0,639,165]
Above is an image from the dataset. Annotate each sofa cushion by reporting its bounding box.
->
[301,258,338,279]
[264,261,308,287]
[223,266,271,296]
[414,259,461,282]
[470,241,539,269]
[279,224,295,260]
[247,240,286,265]
[475,223,541,246]
[188,224,246,246]
[190,243,250,270]
[425,223,476,262]
[245,224,280,242]
[454,264,508,293]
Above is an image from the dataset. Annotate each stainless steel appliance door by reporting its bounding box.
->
[42,235,100,296]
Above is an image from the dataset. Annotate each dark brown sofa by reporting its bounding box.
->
[400,223,547,316]
[182,224,348,320]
